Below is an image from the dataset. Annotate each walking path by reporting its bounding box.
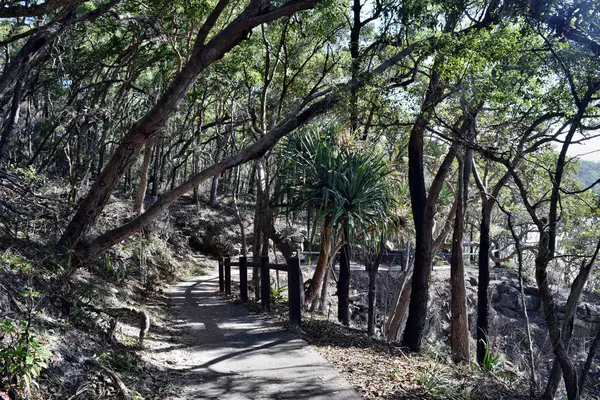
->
[146,272,360,399]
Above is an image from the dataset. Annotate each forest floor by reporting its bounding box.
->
[1,189,598,399]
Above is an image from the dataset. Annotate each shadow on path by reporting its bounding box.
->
[144,272,360,400]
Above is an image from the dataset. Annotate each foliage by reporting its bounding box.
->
[270,286,288,303]
[95,349,141,372]
[479,338,504,372]
[0,291,52,395]
[276,126,397,241]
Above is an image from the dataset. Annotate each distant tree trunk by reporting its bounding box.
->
[133,142,153,215]
[232,166,247,257]
[0,79,24,163]
[473,165,511,366]
[579,324,600,392]
[367,237,385,336]
[450,154,470,363]
[506,212,537,397]
[150,137,161,198]
[210,175,219,207]
[337,223,351,325]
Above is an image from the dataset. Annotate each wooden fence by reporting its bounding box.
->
[218,256,302,330]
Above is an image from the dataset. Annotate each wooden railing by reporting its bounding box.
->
[218,256,302,330]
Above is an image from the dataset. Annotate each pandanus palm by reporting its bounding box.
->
[275,127,395,317]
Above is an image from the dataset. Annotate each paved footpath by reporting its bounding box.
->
[150,272,361,400]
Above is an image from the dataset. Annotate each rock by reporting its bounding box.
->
[525,295,541,311]
[498,293,518,310]
[291,234,304,244]
[555,301,567,313]
[523,286,539,296]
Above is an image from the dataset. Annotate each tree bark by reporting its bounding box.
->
[337,223,351,325]
[133,142,154,215]
[402,140,458,350]
[450,155,470,363]
[543,238,600,398]
[367,237,384,336]
[579,324,600,393]
[401,58,445,350]
[305,219,331,306]
[0,79,24,163]
[473,164,511,366]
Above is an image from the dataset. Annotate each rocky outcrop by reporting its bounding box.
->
[492,281,600,337]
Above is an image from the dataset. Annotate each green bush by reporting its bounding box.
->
[0,318,52,394]
[270,286,288,303]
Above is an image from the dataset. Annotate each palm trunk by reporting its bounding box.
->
[305,219,331,306]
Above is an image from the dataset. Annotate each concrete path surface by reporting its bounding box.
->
[150,272,360,400]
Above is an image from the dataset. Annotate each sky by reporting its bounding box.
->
[566,134,600,162]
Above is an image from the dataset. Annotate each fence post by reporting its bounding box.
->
[288,257,302,331]
[224,257,232,295]
[218,258,224,292]
[239,256,248,303]
[260,255,270,312]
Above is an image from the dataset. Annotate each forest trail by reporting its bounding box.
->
[144,270,360,399]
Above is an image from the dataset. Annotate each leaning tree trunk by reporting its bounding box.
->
[59,0,320,251]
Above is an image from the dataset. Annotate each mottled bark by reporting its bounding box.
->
[133,142,154,215]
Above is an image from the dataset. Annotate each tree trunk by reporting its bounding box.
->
[337,224,351,325]
[450,155,469,363]
[476,201,493,364]
[133,142,153,215]
[402,142,457,350]
[210,175,219,207]
[305,220,331,306]
[386,271,412,342]
[0,79,24,163]
[367,239,384,336]
[579,324,600,393]
[401,54,447,351]
[317,263,331,313]
[535,243,579,400]
[543,239,599,398]
[507,213,537,397]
